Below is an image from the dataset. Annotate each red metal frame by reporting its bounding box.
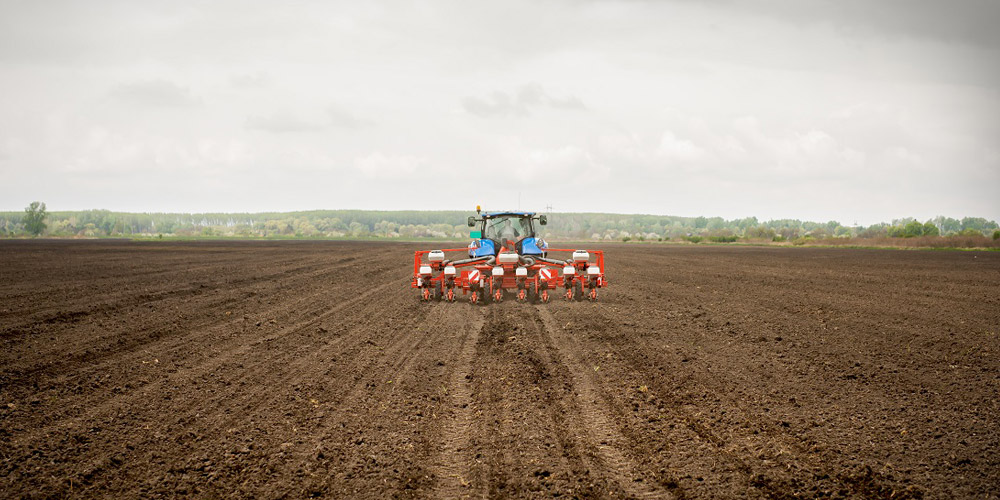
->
[412,247,607,302]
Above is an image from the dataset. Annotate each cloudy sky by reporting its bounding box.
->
[1,0,997,224]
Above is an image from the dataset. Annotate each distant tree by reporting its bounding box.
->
[808,227,830,239]
[902,220,924,238]
[994,230,1000,240]
[858,223,888,238]
[744,225,776,239]
[942,217,962,234]
[735,217,758,231]
[932,216,961,235]
[921,221,940,237]
[23,201,47,236]
[961,217,998,233]
[348,221,368,237]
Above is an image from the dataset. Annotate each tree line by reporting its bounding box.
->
[2,203,998,243]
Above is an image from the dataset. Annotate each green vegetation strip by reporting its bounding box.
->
[2,206,998,249]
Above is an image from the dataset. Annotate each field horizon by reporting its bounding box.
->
[2,207,998,248]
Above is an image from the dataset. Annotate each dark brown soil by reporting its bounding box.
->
[1,240,997,499]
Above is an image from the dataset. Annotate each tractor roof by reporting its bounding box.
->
[482,211,536,218]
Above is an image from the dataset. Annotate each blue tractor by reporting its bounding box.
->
[412,207,607,303]
[466,211,549,259]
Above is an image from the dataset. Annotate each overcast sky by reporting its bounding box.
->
[1,0,997,224]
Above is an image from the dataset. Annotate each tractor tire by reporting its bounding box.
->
[574,281,584,301]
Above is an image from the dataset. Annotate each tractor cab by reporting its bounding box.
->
[468,211,548,258]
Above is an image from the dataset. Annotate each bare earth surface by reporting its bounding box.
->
[1,240,998,499]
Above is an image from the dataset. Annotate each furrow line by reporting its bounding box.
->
[534,305,674,500]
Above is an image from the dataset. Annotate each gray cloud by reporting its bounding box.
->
[327,106,371,129]
[245,112,327,133]
[744,0,1000,48]
[0,1,996,223]
[462,83,587,118]
[245,106,370,133]
[109,80,202,108]
[230,72,270,89]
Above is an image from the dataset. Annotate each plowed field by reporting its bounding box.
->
[1,240,998,499]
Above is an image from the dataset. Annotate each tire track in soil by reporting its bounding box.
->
[5,278,416,496]
[547,301,916,499]
[291,302,479,497]
[463,304,641,498]
[0,251,318,335]
[2,260,414,494]
[469,305,588,497]
[160,279,415,435]
[534,305,674,500]
[13,252,392,388]
[556,302,826,498]
[430,307,486,499]
[4,272,399,451]
[4,242,996,499]
[544,304,800,498]
[116,289,432,498]
[262,307,439,477]
[0,252,378,390]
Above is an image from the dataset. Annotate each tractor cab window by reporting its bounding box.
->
[484,216,532,241]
